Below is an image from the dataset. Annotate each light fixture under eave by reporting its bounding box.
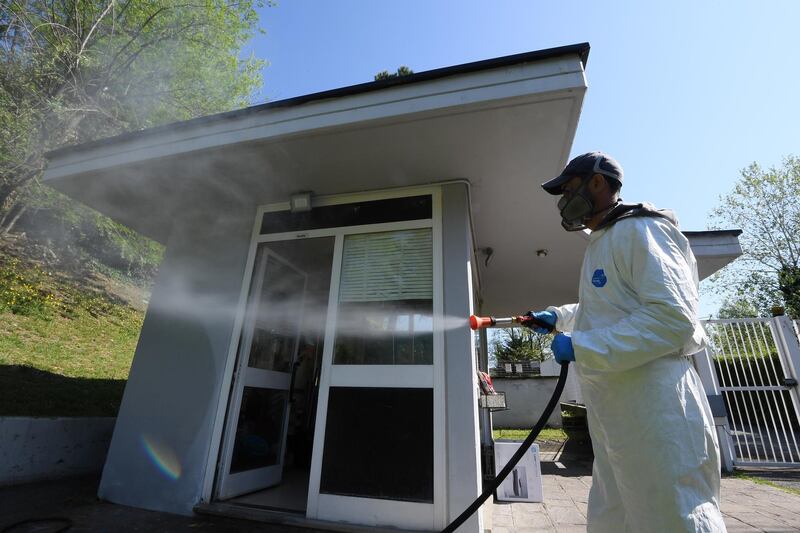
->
[536,249,548,257]
[290,191,312,213]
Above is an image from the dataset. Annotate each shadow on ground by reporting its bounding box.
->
[0,475,323,533]
[0,365,124,417]
[539,437,593,478]
[539,459,592,478]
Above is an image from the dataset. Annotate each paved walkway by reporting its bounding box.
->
[489,457,800,532]
[2,462,799,532]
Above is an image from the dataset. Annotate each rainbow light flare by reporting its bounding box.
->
[141,434,182,480]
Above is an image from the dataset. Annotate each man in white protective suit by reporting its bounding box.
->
[524,152,727,532]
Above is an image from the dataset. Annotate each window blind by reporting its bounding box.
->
[339,229,433,302]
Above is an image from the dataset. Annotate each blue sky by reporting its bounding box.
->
[244,1,799,315]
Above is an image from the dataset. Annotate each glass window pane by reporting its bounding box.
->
[334,229,433,365]
[230,387,288,473]
[338,229,432,302]
[320,387,433,502]
[334,300,433,364]
[248,254,306,372]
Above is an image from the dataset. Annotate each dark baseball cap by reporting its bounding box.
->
[541,151,624,195]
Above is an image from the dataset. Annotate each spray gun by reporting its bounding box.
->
[469,313,555,333]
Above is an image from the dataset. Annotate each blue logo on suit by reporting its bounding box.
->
[592,269,607,287]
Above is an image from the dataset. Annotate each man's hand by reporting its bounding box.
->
[551,333,575,364]
[521,310,557,334]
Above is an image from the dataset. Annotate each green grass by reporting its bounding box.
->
[493,427,567,442]
[732,471,800,497]
[0,254,143,416]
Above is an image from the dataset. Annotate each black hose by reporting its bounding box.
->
[1,517,72,532]
[441,361,569,533]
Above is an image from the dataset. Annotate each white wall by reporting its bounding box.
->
[441,184,483,532]
[98,203,255,515]
[490,378,564,429]
[0,417,114,486]
[540,358,583,404]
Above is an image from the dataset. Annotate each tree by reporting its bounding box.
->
[374,65,413,81]
[708,156,800,317]
[709,297,773,361]
[491,327,551,364]
[0,0,266,229]
[717,297,759,319]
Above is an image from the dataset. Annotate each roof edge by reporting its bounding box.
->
[683,229,743,237]
[46,43,590,160]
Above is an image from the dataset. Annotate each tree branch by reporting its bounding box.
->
[76,0,115,68]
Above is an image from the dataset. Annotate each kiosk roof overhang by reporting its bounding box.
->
[42,43,741,312]
[43,44,590,234]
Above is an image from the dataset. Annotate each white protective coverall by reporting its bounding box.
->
[549,212,727,532]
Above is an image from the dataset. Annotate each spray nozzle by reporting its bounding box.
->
[468,314,554,333]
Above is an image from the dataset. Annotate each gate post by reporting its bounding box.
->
[771,315,800,421]
[770,315,800,379]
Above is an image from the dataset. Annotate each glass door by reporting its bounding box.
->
[217,245,307,499]
[307,227,443,530]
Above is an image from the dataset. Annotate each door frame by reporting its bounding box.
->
[205,186,447,529]
[215,247,308,499]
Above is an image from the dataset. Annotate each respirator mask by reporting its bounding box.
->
[557,177,595,231]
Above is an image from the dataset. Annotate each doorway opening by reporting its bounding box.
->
[217,236,335,513]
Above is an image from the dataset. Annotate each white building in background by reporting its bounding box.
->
[43,43,741,532]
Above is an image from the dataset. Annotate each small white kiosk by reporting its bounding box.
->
[43,43,741,531]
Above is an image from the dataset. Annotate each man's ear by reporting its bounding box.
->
[589,173,607,193]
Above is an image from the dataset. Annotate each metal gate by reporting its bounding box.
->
[699,316,800,467]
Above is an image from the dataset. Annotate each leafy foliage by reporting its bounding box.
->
[13,182,164,279]
[0,257,58,317]
[1,0,265,205]
[0,248,140,319]
[1,1,268,415]
[708,156,800,317]
[0,242,146,416]
[374,65,414,80]
[491,327,552,363]
[718,297,760,319]
[705,320,777,362]
[0,0,267,278]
